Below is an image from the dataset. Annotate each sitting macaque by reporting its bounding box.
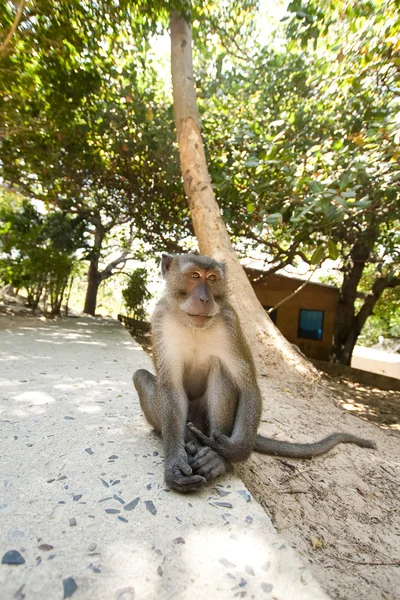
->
[133,253,376,493]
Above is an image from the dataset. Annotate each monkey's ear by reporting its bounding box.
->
[161,253,173,278]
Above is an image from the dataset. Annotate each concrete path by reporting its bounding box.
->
[0,317,329,600]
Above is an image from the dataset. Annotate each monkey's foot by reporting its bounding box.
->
[186,443,228,481]
[165,455,206,494]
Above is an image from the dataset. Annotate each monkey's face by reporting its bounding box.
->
[179,267,223,328]
[163,254,226,329]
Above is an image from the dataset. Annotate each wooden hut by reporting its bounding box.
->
[246,268,339,361]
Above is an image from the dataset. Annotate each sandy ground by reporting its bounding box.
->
[324,375,400,434]
[236,376,400,600]
[0,313,46,331]
[125,321,400,600]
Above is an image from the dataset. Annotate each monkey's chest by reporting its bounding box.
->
[180,332,237,399]
[161,316,240,395]
[183,361,210,399]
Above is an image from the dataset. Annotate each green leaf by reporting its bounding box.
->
[244,158,259,168]
[309,181,324,194]
[328,240,339,260]
[266,213,283,224]
[311,244,326,266]
[333,139,344,150]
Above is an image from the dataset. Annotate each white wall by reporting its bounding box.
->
[351,346,400,380]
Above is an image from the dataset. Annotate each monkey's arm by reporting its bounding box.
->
[188,382,262,462]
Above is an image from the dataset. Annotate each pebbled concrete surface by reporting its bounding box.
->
[0,317,330,599]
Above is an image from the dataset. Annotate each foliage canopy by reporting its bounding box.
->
[0,0,399,358]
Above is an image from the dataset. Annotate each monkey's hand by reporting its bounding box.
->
[187,423,250,461]
[165,449,206,494]
[186,441,229,481]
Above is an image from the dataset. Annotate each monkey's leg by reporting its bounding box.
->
[187,359,236,481]
[134,370,205,492]
[206,358,238,434]
[184,397,227,481]
[133,369,161,431]
[188,357,261,462]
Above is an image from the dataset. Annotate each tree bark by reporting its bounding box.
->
[170,12,316,384]
[332,236,375,364]
[83,219,105,316]
[334,272,400,365]
[83,259,102,316]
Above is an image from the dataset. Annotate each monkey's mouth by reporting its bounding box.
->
[187,314,212,320]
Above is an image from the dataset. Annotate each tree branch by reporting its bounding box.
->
[0,0,26,55]
[267,269,318,314]
[326,553,400,567]
[355,274,400,327]
[244,231,311,277]
[208,18,251,62]
[100,252,134,281]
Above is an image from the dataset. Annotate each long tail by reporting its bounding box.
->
[253,433,377,459]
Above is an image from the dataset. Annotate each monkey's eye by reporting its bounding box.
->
[207,274,217,282]
[191,272,201,279]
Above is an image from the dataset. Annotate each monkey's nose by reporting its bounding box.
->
[200,295,209,304]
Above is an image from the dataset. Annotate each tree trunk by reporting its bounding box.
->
[83,249,132,316]
[51,279,68,317]
[170,12,315,385]
[83,217,106,316]
[335,274,399,364]
[83,259,102,316]
[332,237,374,364]
[64,276,74,317]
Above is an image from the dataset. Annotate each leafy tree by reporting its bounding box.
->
[198,0,400,364]
[0,0,268,317]
[0,0,192,315]
[3,0,398,363]
[357,288,400,347]
[0,194,84,314]
[122,268,152,321]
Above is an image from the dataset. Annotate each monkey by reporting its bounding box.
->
[133,253,376,493]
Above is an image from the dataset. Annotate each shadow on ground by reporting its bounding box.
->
[323,376,400,433]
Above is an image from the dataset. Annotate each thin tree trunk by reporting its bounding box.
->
[83,260,102,316]
[170,12,315,384]
[83,218,106,316]
[51,279,68,317]
[65,276,74,317]
[332,237,374,364]
[0,0,26,54]
[336,275,399,364]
